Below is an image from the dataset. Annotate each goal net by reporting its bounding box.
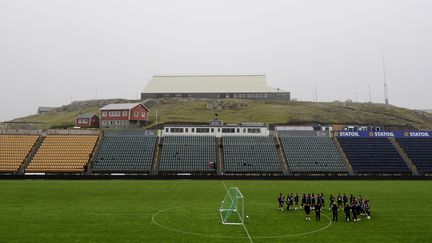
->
[219,187,244,225]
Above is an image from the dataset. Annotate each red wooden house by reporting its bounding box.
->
[75,113,99,128]
[100,103,150,128]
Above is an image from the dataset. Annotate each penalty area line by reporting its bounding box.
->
[222,181,254,243]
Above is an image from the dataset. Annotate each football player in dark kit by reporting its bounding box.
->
[321,193,325,210]
[364,198,371,219]
[294,193,299,210]
[344,203,351,222]
[315,203,322,221]
[332,202,339,221]
[311,193,316,210]
[278,193,285,211]
[317,194,322,205]
[337,194,343,208]
[306,194,312,206]
[286,194,293,211]
[317,193,324,211]
[343,193,348,206]
[356,201,362,221]
[304,203,311,221]
[329,194,335,210]
[301,194,306,209]
[351,201,358,222]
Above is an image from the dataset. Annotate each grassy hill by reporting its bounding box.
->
[10,99,129,129]
[9,98,432,130]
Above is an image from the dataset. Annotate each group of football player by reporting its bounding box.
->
[277,193,371,222]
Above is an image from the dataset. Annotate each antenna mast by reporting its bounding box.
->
[368,86,372,103]
[315,85,318,103]
[382,55,389,105]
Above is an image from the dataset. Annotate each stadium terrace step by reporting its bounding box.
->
[217,137,223,175]
[151,136,162,175]
[395,138,431,175]
[281,136,348,175]
[338,138,410,175]
[92,135,157,174]
[17,135,44,175]
[0,135,40,175]
[26,135,99,174]
[85,133,104,175]
[158,136,217,175]
[223,136,283,174]
[333,137,355,175]
[274,136,290,176]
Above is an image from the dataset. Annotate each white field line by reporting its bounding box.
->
[151,205,333,239]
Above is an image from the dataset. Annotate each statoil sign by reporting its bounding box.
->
[399,131,431,138]
[368,131,396,137]
[333,131,432,138]
[333,131,364,137]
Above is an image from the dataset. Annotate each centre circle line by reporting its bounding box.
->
[151,205,333,239]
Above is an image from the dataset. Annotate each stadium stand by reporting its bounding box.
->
[223,136,282,174]
[0,135,39,173]
[27,135,98,173]
[396,138,432,174]
[280,137,348,173]
[92,135,157,174]
[338,138,410,174]
[159,136,217,174]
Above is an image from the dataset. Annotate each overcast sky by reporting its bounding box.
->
[1,0,431,121]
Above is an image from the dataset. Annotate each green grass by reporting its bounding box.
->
[0,180,431,242]
[9,99,432,129]
[149,100,432,129]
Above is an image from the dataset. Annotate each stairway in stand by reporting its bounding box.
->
[388,137,420,176]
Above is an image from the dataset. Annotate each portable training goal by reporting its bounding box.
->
[219,187,244,225]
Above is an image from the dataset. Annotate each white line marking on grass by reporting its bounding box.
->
[222,181,229,191]
[151,206,246,239]
[222,181,254,243]
[151,205,333,239]
[241,223,254,243]
[252,213,333,239]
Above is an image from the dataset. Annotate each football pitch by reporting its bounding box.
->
[0,180,431,243]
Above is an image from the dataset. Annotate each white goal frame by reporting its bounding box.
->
[219,187,244,225]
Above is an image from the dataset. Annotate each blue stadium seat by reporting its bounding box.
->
[397,138,432,173]
[338,138,410,174]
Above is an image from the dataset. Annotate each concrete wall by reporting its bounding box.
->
[46,129,100,135]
